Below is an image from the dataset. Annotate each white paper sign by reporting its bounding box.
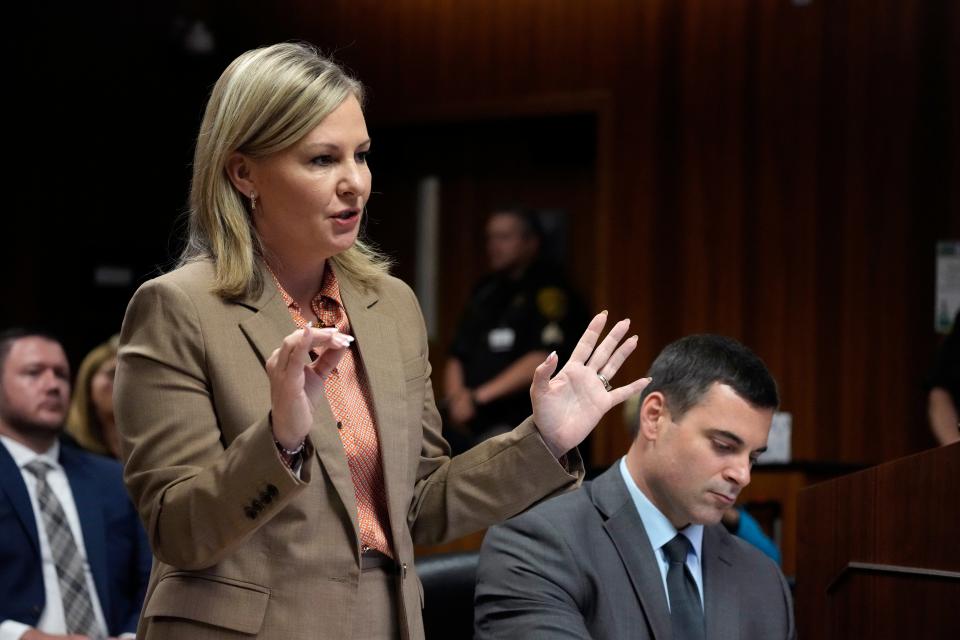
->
[758,411,792,464]
[935,241,960,334]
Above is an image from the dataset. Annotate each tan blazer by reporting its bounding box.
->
[114,259,581,640]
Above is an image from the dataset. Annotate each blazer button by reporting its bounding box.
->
[260,491,273,504]
[267,484,279,497]
[245,507,258,519]
[252,499,263,511]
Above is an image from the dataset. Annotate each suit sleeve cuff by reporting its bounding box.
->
[557,447,583,474]
[519,418,585,483]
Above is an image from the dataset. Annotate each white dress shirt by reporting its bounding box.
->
[620,456,705,610]
[0,435,112,640]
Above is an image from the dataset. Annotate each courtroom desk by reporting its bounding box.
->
[796,443,960,638]
[739,461,865,577]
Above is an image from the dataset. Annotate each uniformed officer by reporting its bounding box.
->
[444,209,590,449]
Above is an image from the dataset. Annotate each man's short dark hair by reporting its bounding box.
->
[0,328,64,376]
[632,334,779,437]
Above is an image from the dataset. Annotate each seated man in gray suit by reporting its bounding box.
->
[475,334,795,639]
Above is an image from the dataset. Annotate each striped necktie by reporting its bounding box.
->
[24,460,105,640]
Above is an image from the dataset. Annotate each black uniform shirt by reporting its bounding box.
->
[450,261,590,433]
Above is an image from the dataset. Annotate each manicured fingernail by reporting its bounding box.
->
[601,309,608,315]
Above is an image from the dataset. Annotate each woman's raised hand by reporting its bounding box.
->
[531,312,651,458]
[267,326,353,449]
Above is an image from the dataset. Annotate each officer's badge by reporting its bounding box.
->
[541,321,564,346]
[488,327,516,352]
[536,287,568,321]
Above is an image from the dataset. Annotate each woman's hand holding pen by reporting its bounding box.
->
[267,325,353,450]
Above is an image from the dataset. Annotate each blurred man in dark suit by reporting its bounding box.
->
[0,328,151,640]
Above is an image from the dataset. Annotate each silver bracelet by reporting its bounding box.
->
[275,439,306,456]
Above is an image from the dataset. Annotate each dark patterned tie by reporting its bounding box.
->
[663,534,705,640]
[24,460,105,640]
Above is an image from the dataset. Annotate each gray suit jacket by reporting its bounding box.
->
[475,464,796,639]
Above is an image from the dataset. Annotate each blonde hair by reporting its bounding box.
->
[181,42,391,299]
[66,335,119,456]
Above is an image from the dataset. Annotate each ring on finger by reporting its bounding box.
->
[597,372,613,392]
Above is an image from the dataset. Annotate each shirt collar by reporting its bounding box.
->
[619,456,704,559]
[317,264,343,305]
[267,261,343,312]
[0,434,61,471]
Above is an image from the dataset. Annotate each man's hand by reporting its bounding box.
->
[721,506,742,533]
[447,389,476,426]
[531,312,650,458]
[928,387,960,446]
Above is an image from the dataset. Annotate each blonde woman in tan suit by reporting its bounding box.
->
[114,42,648,640]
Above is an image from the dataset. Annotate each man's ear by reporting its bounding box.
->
[638,392,668,442]
[225,152,255,198]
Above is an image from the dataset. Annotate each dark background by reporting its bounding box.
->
[3,0,958,469]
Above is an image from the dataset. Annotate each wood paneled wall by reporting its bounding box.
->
[253,0,958,467]
[4,1,956,468]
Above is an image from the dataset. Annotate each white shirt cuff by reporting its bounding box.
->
[0,619,32,640]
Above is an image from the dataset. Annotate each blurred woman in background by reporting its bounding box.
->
[67,334,121,459]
